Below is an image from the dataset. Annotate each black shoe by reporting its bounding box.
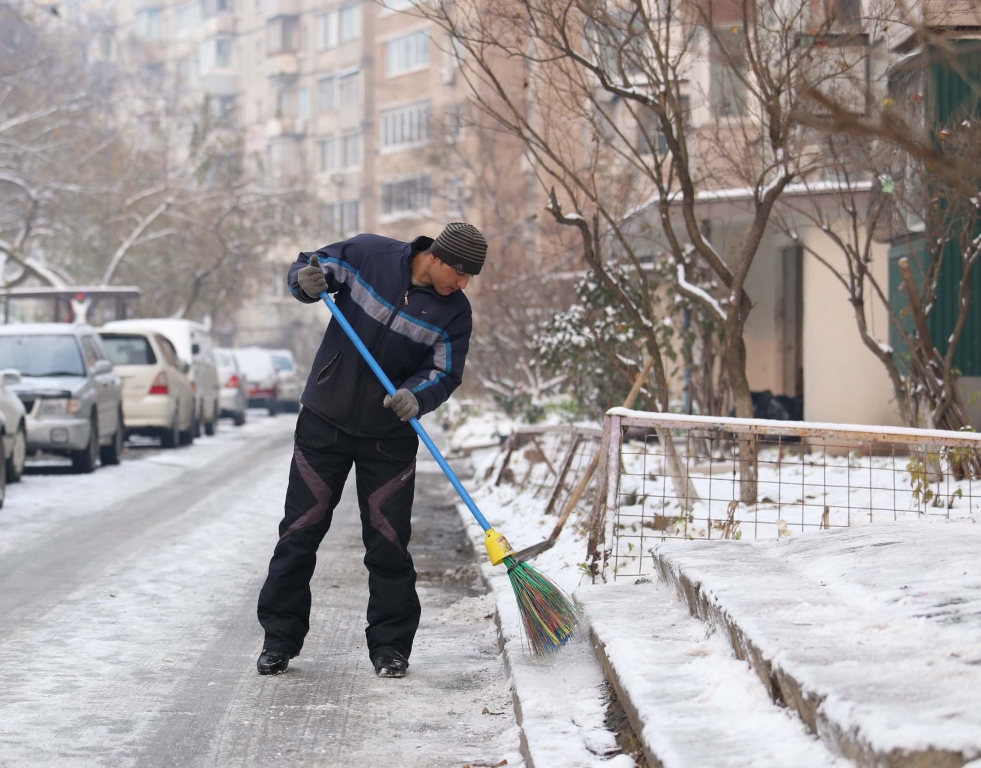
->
[373,652,408,678]
[257,648,292,675]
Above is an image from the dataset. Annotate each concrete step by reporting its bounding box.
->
[652,519,981,768]
[576,581,848,768]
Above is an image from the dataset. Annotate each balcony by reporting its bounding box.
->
[199,72,237,96]
[266,52,299,78]
[203,13,235,37]
[266,117,308,137]
[264,0,300,18]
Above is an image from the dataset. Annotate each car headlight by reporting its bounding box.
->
[36,398,81,416]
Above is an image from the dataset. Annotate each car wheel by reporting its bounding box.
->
[71,414,99,474]
[100,409,124,466]
[204,401,218,436]
[179,414,195,446]
[191,406,202,439]
[6,423,26,483]
[233,409,246,427]
[268,400,279,417]
[161,407,180,449]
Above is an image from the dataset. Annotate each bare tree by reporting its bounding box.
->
[780,3,981,460]
[0,6,298,323]
[419,0,864,501]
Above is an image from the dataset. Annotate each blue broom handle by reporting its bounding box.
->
[319,291,493,532]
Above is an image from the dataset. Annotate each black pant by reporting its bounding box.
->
[257,408,420,662]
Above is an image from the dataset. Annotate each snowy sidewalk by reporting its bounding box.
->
[653,519,981,766]
[576,581,847,768]
[453,501,635,768]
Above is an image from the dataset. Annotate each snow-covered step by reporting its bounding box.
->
[652,519,981,768]
[576,581,848,768]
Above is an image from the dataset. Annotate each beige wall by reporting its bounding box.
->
[801,227,901,426]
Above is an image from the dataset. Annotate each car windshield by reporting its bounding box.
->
[0,335,86,377]
[271,355,294,372]
[215,351,233,368]
[102,335,157,366]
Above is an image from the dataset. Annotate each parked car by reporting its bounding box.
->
[0,324,124,473]
[215,347,247,427]
[100,330,196,448]
[232,347,280,416]
[269,349,302,413]
[0,406,9,506]
[0,370,28,482]
[102,319,220,437]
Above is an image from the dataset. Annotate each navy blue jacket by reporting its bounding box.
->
[288,233,473,438]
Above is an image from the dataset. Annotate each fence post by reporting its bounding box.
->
[600,413,623,581]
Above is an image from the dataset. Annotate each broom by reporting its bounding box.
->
[318,290,579,657]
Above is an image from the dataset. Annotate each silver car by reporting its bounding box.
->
[0,324,125,473]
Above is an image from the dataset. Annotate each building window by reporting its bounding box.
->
[177,1,201,33]
[636,106,668,156]
[445,102,464,142]
[212,95,236,125]
[381,175,431,217]
[317,11,338,50]
[201,37,233,72]
[338,70,360,106]
[380,0,414,14]
[710,28,747,117]
[339,3,360,42]
[446,177,465,217]
[268,16,299,54]
[318,76,336,112]
[215,37,233,68]
[324,200,360,237]
[381,101,431,149]
[267,142,282,177]
[203,0,231,17]
[298,87,310,119]
[318,137,336,172]
[339,132,361,169]
[256,39,263,63]
[136,8,162,41]
[386,30,430,77]
[276,87,295,118]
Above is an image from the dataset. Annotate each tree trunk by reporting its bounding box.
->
[726,330,758,504]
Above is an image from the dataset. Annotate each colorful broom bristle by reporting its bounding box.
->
[504,556,580,657]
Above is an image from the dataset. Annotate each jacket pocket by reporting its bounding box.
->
[317,352,342,385]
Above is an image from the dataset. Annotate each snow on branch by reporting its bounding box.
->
[677,261,725,321]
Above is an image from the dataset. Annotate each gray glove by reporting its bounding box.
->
[297,254,328,298]
[383,388,419,421]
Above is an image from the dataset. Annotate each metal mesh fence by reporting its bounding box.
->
[599,411,981,579]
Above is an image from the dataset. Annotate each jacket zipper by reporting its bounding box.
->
[349,277,412,434]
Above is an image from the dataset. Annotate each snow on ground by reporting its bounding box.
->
[0,411,523,767]
[444,400,981,765]
[654,519,981,762]
[0,411,287,558]
[577,581,848,767]
[0,419,296,764]
[440,404,634,768]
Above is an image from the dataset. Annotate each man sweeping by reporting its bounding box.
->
[256,223,487,678]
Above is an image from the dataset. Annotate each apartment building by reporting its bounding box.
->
[102,0,488,354]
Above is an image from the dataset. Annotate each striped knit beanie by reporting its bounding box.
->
[430,222,487,275]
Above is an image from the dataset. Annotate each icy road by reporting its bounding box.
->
[0,412,521,767]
